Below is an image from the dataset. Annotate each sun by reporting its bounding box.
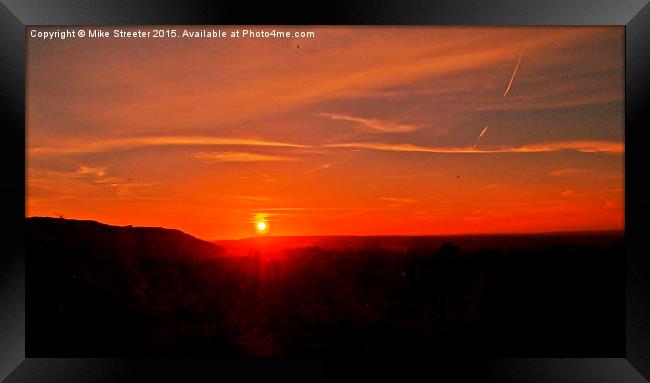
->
[255,220,268,234]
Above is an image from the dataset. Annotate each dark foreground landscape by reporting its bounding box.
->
[26,217,624,357]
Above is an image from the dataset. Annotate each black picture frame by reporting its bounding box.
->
[1,0,649,381]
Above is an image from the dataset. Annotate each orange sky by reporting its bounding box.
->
[27,26,624,239]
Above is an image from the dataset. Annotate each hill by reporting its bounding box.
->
[26,217,624,357]
[27,217,233,356]
[27,217,222,261]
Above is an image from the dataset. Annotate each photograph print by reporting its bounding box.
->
[26,26,624,357]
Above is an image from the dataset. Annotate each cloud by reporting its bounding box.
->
[325,140,623,154]
[29,136,311,156]
[258,207,352,211]
[71,165,154,198]
[30,27,609,145]
[221,195,272,203]
[602,200,619,210]
[550,168,625,182]
[193,151,297,162]
[319,113,421,133]
[380,197,418,204]
[602,172,624,181]
[475,92,622,112]
[75,166,107,178]
[304,163,333,174]
[561,190,577,197]
[380,197,419,208]
[383,171,441,179]
[550,168,588,176]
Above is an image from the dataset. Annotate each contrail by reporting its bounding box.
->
[471,54,521,148]
[479,124,489,139]
[473,123,489,148]
[503,54,523,97]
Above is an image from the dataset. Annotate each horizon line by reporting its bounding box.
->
[26,215,625,242]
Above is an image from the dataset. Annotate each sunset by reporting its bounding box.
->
[27,26,624,240]
[255,219,268,234]
[26,25,625,357]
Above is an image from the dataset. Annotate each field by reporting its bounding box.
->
[26,217,624,357]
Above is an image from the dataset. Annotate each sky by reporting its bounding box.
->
[27,26,624,239]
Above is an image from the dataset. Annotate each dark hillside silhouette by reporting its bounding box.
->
[27,217,624,357]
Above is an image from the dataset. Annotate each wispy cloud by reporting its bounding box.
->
[72,165,154,198]
[383,171,442,179]
[258,207,353,211]
[602,200,619,210]
[475,92,622,112]
[319,113,421,133]
[550,168,588,176]
[219,195,273,204]
[30,136,310,156]
[75,166,107,178]
[304,163,333,174]
[380,197,418,208]
[325,140,623,154]
[550,168,624,182]
[380,197,418,204]
[193,151,297,162]
[561,189,580,197]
